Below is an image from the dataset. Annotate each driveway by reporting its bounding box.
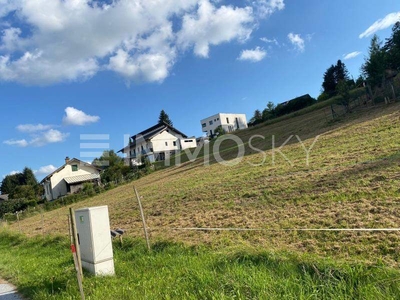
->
[0,279,23,300]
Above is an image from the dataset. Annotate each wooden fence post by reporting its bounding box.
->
[41,210,45,236]
[16,211,21,233]
[68,215,85,300]
[133,186,151,251]
[69,208,83,279]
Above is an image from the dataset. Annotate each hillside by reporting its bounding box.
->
[5,101,400,266]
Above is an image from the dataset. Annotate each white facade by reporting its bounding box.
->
[124,125,197,165]
[41,158,100,201]
[200,113,247,136]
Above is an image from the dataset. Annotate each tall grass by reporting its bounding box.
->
[0,230,399,299]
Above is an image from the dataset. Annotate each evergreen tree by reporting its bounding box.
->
[22,167,37,186]
[322,65,337,95]
[362,35,386,88]
[262,101,275,120]
[334,60,350,83]
[158,110,173,126]
[383,21,400,71]
[248,109,263,126]
[253,109,262,121]
[322,60,351,95]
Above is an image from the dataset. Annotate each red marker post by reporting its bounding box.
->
[69,214,85,300]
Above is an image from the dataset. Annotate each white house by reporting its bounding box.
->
[118,122,197,165]
[40,157,101,201]
[200,113,247,137]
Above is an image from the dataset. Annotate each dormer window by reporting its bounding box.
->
[72,164,78,172]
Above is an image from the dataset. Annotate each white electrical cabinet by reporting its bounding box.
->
[75,206,115,276]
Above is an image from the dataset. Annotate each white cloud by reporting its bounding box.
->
[178,0,254,58]
[2,170,20,179]
[0,0,19,18]
[16,123,54,133]
[4,130,69,147]
[343,51,362,60]
[238,47,266,62]
[359,12,400,39]
[288,32,305,52]
[0,0,282,85]
[62,107,100,126]
[30,129,69,147]
[260,37,279,45]
[34,165,57,176]
[3,139,28,147]
[0,27,24,52]
[250,0,285,18]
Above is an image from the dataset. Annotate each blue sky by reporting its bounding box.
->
[1,0,399,181]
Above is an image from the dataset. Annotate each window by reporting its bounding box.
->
[165,141,168,146]
[217,118,219,120]
[173,141,177,146]
[184,139,193,143]
[209,120,213,125]
[72,164,78,172]
[202,123,206,128]
[226,117,229,124]
[214,119,216,122]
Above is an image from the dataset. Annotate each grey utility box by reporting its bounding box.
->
[75,206,115,276]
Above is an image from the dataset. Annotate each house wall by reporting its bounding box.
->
[151,130,183,152]
[180,138,197,149]
[200,113,247,136]
[43,181,52,201]
[48,162,99,201]
[128,128,195,164]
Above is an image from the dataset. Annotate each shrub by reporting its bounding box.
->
[0,199,37,218]
[275,94,317,117]
[317,92,330,102]
[82,182,95,197]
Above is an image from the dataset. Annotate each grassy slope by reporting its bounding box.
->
[9,102,400,263]
[1,101,400,298]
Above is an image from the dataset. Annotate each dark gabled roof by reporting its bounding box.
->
[118,122,188,153]
[40,158,100,184]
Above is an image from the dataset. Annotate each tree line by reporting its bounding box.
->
[250,21,400,125]
[248,94,316,126]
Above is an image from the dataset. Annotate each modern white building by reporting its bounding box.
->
[118,122,197,165]
[200,113,247,137]
[40,157,101,201]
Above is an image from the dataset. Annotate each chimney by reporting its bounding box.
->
[65,156,70,164]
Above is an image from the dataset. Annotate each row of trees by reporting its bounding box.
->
[318,21,400,110]
[248,94,316,126]
[362,22,400,89]
[0,168,42,200]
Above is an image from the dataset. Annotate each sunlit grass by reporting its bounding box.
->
[2,102,400,298]
[0,231,399,299]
